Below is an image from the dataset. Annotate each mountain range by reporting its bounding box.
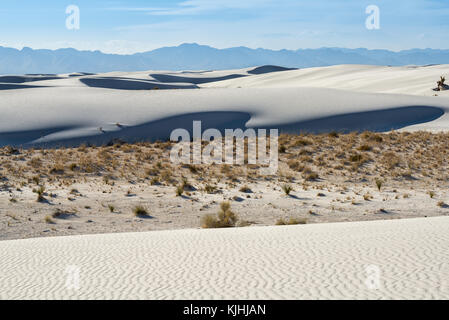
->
[1,43,449,74]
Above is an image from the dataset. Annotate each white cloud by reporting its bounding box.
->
[109,0,275,16]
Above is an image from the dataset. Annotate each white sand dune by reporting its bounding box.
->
[1,217,448,300]
[0,64,449,146]
[202,64,449,96]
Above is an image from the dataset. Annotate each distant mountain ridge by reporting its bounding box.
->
[1,43,449,74]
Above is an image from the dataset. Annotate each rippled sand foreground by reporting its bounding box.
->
[1,216,448,300]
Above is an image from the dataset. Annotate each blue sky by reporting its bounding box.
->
[0,0,448,54]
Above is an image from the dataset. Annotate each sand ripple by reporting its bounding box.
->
[0,217,448,299]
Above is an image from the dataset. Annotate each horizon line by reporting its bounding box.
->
[1,42,449,56]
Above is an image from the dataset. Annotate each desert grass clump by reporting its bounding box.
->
[204,184,217,194]
[382,151,401,170]
[176,185,184,197]
[201,201,238,228]
[108,204,115,213]
[349,153,363,162]
[358,144,372,152]
[288,160,304,171]
[428,191,435,199]
[437,201,447,208]
[49,163,65,175]
[44,215,55,224]
[34,185,46,202]
[150,177,160,185]
[303,167,319,181]
[276,217,307,225]
[281,184,293,196]
[32,175,40,185]
[239,185,252,193]
[363,193,373,201]
[375,179,383,191]
[133,205,149,217]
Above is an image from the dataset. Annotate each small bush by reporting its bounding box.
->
[281,184,293,195]
[201,201,238,228]
[375,179,383,191]
[304,171,319,181]
[358,144,372,152]
[108,204,115,213]
[34,186,46,202]
[44,215,55,224]
[176,185,184,197]
[133,205,149,217]
[349,154,363,162]
[363,193,372,201]
[239,185,252,193]
[204,184,217,194]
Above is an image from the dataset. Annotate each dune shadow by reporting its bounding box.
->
[0,75,61,83]
[0,125,78,147]
[0,83,48,90]
[3,106,446,148]
[23,111,252,148]
[80,77,198,90]
[150,73,247,85]
[69,72,96,77]
[248,65,297,75]
[257,106,445,134]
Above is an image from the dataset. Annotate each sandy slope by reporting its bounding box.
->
[201,64,449,96]
[1,65,449,146]
[1,216,448,300]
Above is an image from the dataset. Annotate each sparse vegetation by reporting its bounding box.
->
[0,130,448,240]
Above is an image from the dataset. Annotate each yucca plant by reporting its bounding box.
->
[437,76,446,91]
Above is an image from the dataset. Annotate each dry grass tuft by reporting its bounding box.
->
[201,201,238,228]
